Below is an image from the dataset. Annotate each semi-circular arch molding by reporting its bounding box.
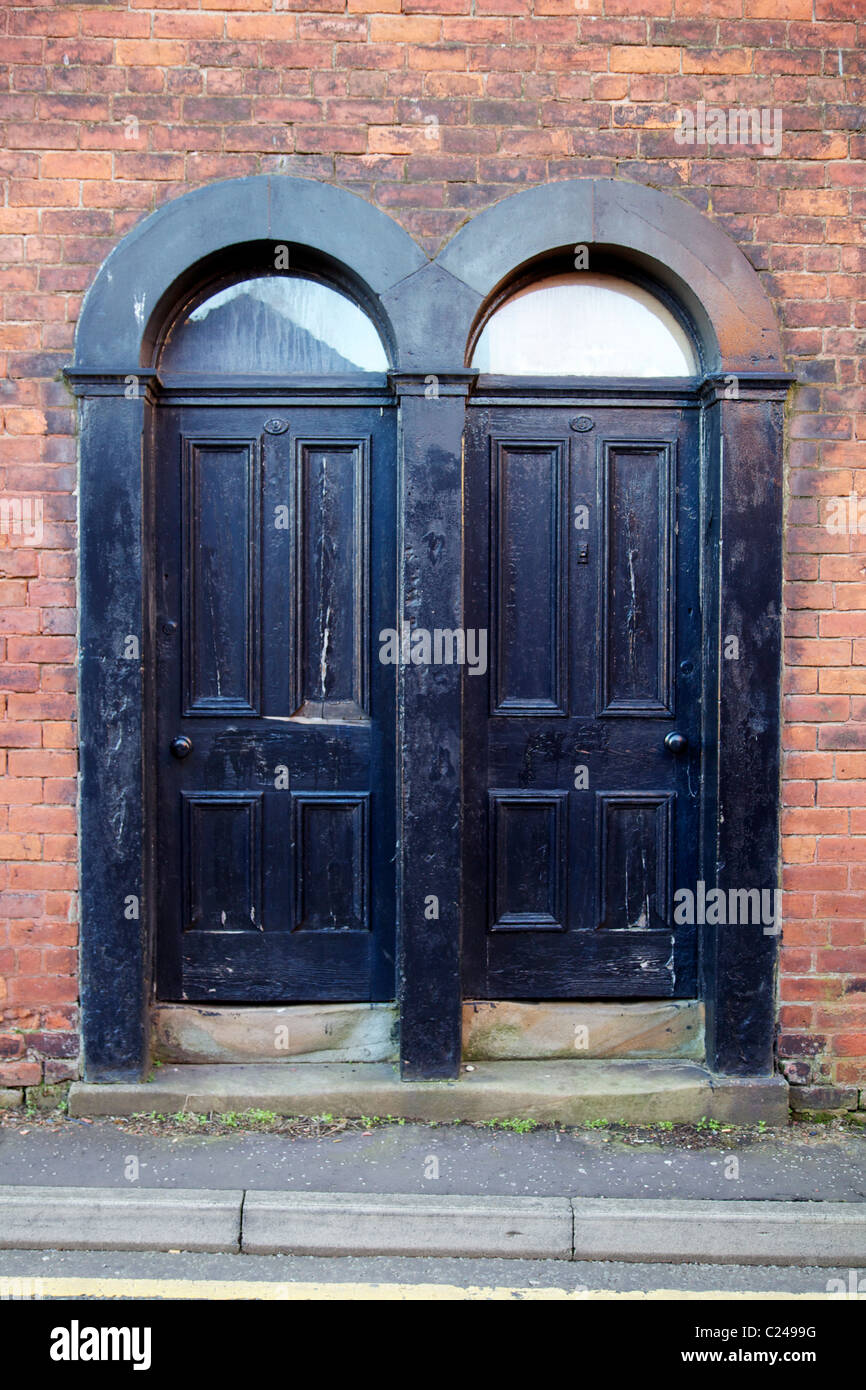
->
[72,174,427,370]
[433,178,784,376]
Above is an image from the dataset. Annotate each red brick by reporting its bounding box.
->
[5,637,75,664]
[610,47,681,74]
[0,1061,41,1086]
[682,49,751,75]
[783,866,847,890]
[0,667,39,693]
[820,671,866,695]
[780,977,844,1001]
[780,921,831,946]
[156,15,226,39]
[7,751,76,778]
[7,694,74,721]
[819,838,866,862]
[782,809,849,835]
[818,724,866,750]
[785,638,852,666]
[115,40,187,67]
[786,696,850,722]
[9,807,76,833]
[747,0,810,15]
[818,781,866,806]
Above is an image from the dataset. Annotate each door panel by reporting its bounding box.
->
[600,441,674,716]
[155,403,396,1002]
[463,402,701,999]
[183,437,261,716]
[489,790,567,931]
[491,439,567,715]
[294,438,368,719]
[292,791,369,932]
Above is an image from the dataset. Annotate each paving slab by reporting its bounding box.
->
[0,1185,242,1254]
[68,1060,790,1126]
[243,1191,572,1259]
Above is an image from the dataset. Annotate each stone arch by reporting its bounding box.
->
[431,178,784,376]
[72,174,427,371]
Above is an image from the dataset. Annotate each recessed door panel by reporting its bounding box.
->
[489,791,567,931]
[294,440,369,719]
[491,441,567,716]
[183,438,261,716]
[596,791,672,931]
[293,792,369,932]
[600,442,674,716]
[183,791,263,933]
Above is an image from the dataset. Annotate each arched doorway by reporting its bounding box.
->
[152,265,397,1003]
[67,177,424,1078]
[431,180,790,1081]
[462,265,703,1000]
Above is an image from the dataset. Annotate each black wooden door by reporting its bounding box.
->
[463,401,701,998]
[154,403,396,1001]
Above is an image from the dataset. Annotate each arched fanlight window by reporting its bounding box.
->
[159,274,389,374]
[471,271,698,377]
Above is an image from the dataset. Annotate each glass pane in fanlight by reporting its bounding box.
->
[472,273,698,377]
[160,275,389,373]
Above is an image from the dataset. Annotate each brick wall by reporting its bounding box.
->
[1,0,864,1096]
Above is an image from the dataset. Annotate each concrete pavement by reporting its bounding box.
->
[2,1116,865,1199]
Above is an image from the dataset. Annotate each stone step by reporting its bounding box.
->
[69,1059,788,1126]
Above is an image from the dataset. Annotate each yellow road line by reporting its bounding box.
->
[3,1277,836,1301]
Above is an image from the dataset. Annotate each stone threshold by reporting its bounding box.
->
[69,1059,788,1126]
[153,999,704,1065]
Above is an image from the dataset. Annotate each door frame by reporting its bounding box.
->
[67,175,792,1082]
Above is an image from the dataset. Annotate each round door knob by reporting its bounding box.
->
[170,735,193,760]
[664,731,688,755]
